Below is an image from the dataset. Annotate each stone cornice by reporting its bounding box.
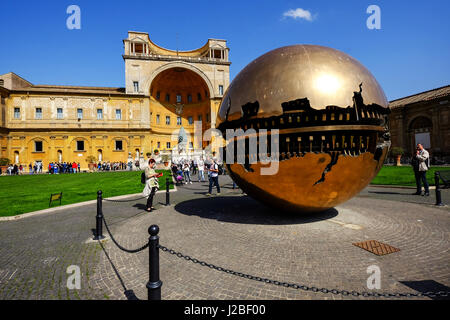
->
[122,54,231,66]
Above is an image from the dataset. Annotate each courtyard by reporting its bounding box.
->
[0,175,448,300]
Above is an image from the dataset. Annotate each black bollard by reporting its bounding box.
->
[94,190,105,240]
[147,225,162,300]
[435,172,444,206]
[166,178,170,206]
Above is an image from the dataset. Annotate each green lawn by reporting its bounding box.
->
[0,170,172,217]
[371,166,450,187]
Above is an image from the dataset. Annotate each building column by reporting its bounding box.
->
[431,107,441,155]
[397,109,408,153]
[6,136,12,164]
[49,135,55,163]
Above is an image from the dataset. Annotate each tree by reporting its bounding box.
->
[86,155,97,163]
[0,158,11,166]
[390,147,404,157]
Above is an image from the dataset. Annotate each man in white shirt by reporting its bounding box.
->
[197,158,205,182]
[183,161,192,184]
[206,158,221,196]
[415,143,430,196]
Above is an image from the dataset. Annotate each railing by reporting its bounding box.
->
[125,51,228,63]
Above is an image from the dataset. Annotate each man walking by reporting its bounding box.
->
[415,143,430,196]
[197,157,205,182]
[206,158,220,196]
[183,161,192,184]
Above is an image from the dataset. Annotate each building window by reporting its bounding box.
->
[76,140,85,151]
[176,94,182,103]
[57,108,63,119]
[132,42,148,55]
[0,79,4,87]
[189,142,193,149]
[166,142,171,149]
[197,93,202,102]
[133,81,139,93]
[156,114,160,124]
[77,108,83,119]
[115,109,122,120]
[198,114,202,122]
[177,116,182,125]
[97,109,103,120]
[156,91,160,100]
[35,108,42,119]
[219,85,224,95]
[187,94,192,103]
[115,140,123,151]
[157,141,160,149]
[166,116,170,125]
[165,93,170,102]
[212,49,223,59]
[188,116,193,125]
[34,141,43,152]
[14,107,20,119]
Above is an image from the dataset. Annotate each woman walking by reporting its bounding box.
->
[143,159,162,212]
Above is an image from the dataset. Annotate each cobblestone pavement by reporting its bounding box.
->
[0,175,449,300]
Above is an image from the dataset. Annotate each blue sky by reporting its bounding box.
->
[0,0,448,100]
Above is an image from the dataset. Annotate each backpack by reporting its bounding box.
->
[218,165,223,175]
[141,172,146,184]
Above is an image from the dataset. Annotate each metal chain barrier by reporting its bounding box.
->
[157,244,449,299]
[102,214,149,253]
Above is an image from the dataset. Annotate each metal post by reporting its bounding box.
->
[147,225,162,300]
[94,190,105,240]
[166,178,170,206]
[435,172,444,206]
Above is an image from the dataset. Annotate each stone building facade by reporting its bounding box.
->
[389,85,450,163]
[0,31,230,169]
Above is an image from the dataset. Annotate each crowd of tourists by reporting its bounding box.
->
[0,160,136,175]
[170,157,223,195]
[1,162,44,175]
[47,162,81,174]
[142,156,233,212]
[96,161,129,171]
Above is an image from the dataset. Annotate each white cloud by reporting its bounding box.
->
[283,8,315,21]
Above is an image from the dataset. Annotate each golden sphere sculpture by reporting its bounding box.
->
[216,45,391,212]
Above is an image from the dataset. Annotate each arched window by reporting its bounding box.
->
[409,116,432,132]
[14,151,19,164]
[98,149,103,162]
[409,116,433,149]
[57,150,62,162]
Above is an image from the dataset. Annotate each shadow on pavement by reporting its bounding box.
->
[368,191,403,195]
[133,203,148,211]
[174,195,338,225]
[98,240,139,300]
[399,280,450,300]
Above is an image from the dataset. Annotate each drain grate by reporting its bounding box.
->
[352,240,400,256]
